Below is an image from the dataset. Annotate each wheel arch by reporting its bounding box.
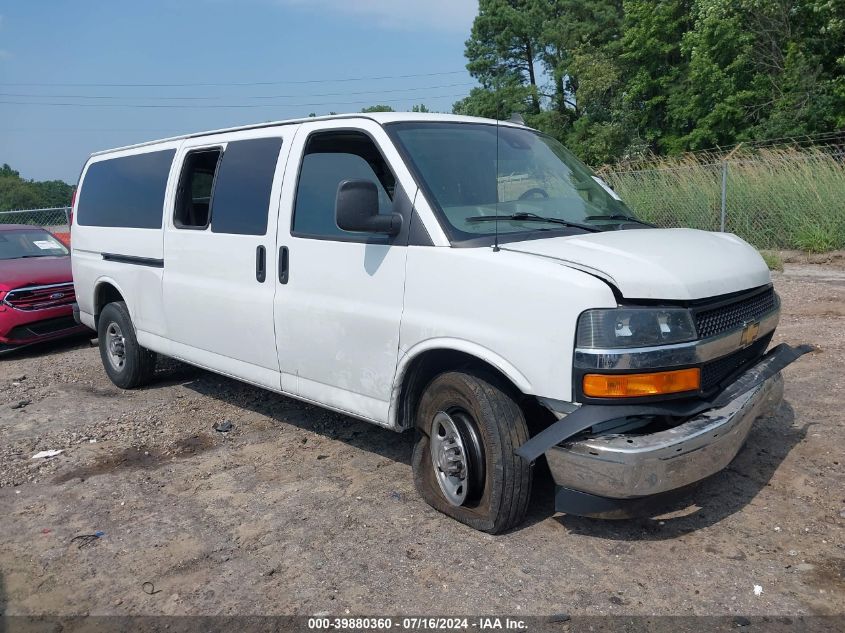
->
[389,339,533,431]
[92,277,128,328]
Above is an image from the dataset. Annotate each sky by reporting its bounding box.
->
[0,0,479,183]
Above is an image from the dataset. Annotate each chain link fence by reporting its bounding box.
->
[601,136,845,252]
[0,207,72,245]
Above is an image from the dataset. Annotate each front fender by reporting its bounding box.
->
[388,338,534,430]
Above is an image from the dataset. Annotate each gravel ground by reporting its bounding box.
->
[0,264,843,618]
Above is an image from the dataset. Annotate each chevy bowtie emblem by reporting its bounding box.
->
[740,320,761,347]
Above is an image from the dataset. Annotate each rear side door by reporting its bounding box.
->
[162,130,292,390]
[274,119,420,424]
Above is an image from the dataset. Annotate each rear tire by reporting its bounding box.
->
[412,371,532,534]
[97,301,156,389]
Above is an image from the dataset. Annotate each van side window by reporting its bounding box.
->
[175,149,221,229]
[77,149,175,229]
[211,138,282,236]
[292,131,395,240]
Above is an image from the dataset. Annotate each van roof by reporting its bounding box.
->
[90,112,530,157]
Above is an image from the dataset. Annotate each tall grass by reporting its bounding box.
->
[602,147,845,252]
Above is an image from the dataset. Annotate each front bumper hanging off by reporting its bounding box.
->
[517,343,813,518]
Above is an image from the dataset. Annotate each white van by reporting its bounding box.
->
[71,113,808,533]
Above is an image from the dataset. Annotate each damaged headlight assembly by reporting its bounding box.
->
[576,307,697,349]
[576,308,700,398]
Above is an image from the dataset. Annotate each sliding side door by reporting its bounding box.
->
[162,130,292,390]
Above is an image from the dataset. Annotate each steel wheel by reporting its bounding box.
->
[413,371,532,533]
[105,322,126,372]
[97,301,157,389]
[429,408,485,507]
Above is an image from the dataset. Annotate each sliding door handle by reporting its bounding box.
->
[255,245,266,283]
[279,246,289,284]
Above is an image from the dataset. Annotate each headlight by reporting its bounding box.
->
[576,307,697,348]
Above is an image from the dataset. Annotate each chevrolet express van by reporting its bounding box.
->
[71,113,808,533]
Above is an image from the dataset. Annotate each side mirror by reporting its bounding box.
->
[335,179,402,236]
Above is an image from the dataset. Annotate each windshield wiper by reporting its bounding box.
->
[584,214,655,227]
[466,212,601,233]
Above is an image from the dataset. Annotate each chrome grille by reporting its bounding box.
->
[694,288,777,339]
[4,283,76,311]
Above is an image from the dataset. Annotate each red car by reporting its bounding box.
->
[0,225,90,354]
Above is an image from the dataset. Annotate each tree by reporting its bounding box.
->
[0,165,74,211]
[539,1,629,162]
[465,0,543,113]
[662,0,845,150]
[620,0,694,152]
[453,76,535,119]
[411,104,431,112]
[536,0,624,114]
[361,105,395,113]
[455,0,845,164]
[458,0,631,162]
[1,164,20,178]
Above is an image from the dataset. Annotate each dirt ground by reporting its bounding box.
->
[1,264,843,618]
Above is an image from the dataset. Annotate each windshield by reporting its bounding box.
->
[388,122,642,243]
[0,229,69,260]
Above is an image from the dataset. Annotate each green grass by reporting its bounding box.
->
[602,147,845,252]
[760,250,784,272]
[792,223,840,253]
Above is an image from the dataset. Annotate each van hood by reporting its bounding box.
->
[501,228,771,301]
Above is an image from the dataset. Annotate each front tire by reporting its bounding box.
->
[97,301,156,389]
[412,371,532,534]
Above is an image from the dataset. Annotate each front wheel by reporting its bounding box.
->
[412,371,532,534]
[97,301,156,389]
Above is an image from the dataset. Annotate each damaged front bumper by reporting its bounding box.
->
[549,372,782,507]
[517,343,812,517]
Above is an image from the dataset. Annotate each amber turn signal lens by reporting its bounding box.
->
[583,368,701,398]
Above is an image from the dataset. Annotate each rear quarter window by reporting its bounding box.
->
[77,149,176,228]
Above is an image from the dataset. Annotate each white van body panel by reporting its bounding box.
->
[71,140,182,335]
[395,245,617,414]
[137,330,283,392]
[503,228,770,301]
